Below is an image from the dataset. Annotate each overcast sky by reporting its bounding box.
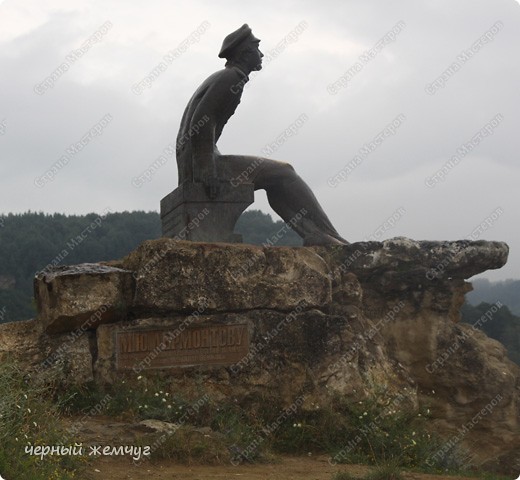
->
[0,0,518,281]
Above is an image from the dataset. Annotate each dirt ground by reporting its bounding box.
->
[63,416,499,480]
[86,455,483,480]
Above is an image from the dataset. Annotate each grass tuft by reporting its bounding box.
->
[0,358,86,479]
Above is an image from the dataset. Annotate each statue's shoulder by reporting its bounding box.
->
[202,67,246,89]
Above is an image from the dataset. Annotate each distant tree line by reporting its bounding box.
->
[466,278,520,316]
[0,210,300,323]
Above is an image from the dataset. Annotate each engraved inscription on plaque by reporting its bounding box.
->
[116,324,249,370]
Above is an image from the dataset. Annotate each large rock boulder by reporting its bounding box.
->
[2,236,517,472]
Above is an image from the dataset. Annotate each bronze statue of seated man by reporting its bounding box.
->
[173,24,348,246]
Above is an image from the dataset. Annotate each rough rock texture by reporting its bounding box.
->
[34,264,135,333]
[2,236,518,473]
[95,311,413,409]
[0,318,93,384]
[381,311,520,471]
[117,239,332,313]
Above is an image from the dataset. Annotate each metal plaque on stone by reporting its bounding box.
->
[116,324,249,370]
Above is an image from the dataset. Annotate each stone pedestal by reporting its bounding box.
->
[160,182,254,243]
[2,237,517,473]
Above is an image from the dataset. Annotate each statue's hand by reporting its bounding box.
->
[203,175,221,200]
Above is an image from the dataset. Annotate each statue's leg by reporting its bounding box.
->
[218,155,348,245]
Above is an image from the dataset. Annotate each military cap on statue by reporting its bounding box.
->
[218,24,260,59]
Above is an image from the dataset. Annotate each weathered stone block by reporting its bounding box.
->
[160,182,254,242]
[318,237,509,283]
[34,264,135,333]
[119,239,332,313]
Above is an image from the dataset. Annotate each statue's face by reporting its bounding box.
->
[243,41,264,71]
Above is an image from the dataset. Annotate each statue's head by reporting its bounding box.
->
[219,24,263,72]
